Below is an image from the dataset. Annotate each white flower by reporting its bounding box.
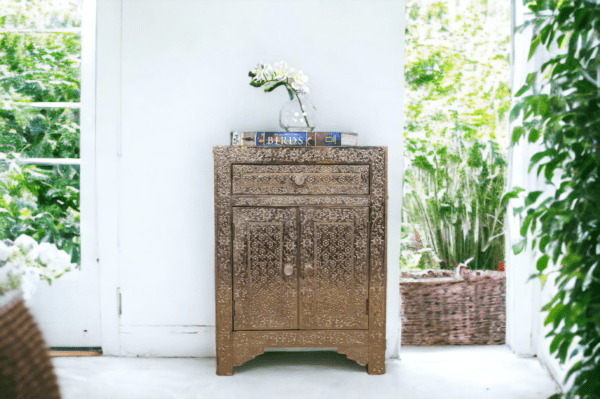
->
[20,268,40,300]
[273,61,288,81]
[262,64,274,80]
[35,242,71,273]
[251,62,274,82]
[0,261,15,281]
[250,62,264,77]
[290,70,310,94]
[249,61,310,95]
[14,234,38,253]
[37,242,58,265]
[0,241,16,262]
[285,67,295,78]
[49,250,72,274]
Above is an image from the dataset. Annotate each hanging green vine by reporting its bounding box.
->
[508,0,600,398]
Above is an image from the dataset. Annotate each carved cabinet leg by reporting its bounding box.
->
[216,334,233,376]
[216,351,233,376]
[367,347,386,375]
[216,361,233,376]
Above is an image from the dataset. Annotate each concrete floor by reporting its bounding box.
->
[53,345,560,399]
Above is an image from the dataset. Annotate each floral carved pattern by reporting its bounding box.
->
[232,208,298,330]
[231,196,370,207]
[232,164,370,195]
[214,147,387,375]
[299,207,369,330]
[233,330,369,346]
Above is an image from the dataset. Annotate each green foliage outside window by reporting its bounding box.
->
[509,0,600,397]
[403,0,511,270]
[0,0,81,264]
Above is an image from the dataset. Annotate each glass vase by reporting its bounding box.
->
[279,92,318,132]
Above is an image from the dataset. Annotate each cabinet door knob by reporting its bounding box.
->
[283,265,294,276]
[304,265,314,276]
[294,175,305,185]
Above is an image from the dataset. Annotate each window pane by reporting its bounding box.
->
[0,162,80,264]
[0,32,81,103]
[0,0,82,31]
[0,106,80,159]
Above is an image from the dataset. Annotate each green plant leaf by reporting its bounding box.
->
[549,334,562,353]
[512,126,525,144]
[515,85,530,97]
[545,303,565,328]
[539,236,551,252]
[561,253,581,267]
[510,102,525,122]
[502,187,524,206]
[528,128,541,143]
[521,214,533,237]
[537,255,550,272]
[538,273,548,289]
[513,238,527,255]
[525,191,543,206]
[529,149,554,172]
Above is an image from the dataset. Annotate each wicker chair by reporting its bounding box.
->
[0,292,61,399]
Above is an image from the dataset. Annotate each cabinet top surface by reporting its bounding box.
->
[214,145,387,149]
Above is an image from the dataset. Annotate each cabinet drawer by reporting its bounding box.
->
[232,164,369,195]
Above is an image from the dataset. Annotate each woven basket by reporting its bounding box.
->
[0,291,61,399]
[400,269,506,346]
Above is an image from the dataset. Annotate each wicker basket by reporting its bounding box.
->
[0,291,61,399]
[400,269,506,346]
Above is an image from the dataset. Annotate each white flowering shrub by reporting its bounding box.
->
[0,234,73,299]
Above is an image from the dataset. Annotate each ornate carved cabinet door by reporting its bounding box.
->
[299,207,369,330]
[232,207,298,330]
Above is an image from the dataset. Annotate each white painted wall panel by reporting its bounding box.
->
[114,0,404,357]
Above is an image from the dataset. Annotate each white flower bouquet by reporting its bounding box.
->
[249,61,316,130]
[0,234,73,300]
[249,61,310,95]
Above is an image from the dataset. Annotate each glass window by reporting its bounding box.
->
[0,0,82,264]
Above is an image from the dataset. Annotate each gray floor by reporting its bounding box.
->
[53,345,560,399]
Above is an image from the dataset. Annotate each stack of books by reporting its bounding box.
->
[231,132,358,147]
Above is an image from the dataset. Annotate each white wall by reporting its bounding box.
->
[97,0,404,358]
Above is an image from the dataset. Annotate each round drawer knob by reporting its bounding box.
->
[304,265,314,276]
[283,265,294,276]
[294,175,305,185]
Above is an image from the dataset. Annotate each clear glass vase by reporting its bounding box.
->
[279,92,318,132]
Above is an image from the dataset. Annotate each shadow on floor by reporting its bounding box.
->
[234,350,366,374]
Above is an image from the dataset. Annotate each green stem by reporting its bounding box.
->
[254,78,311,129]
[282,83,310,128]
[294,90,311,129]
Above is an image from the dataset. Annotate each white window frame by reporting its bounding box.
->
[3,1,97,264]
[1,0,100,346]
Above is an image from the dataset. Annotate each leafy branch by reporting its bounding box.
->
[509,0,600,397]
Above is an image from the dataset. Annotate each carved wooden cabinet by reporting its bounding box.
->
[213,146,387,375]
